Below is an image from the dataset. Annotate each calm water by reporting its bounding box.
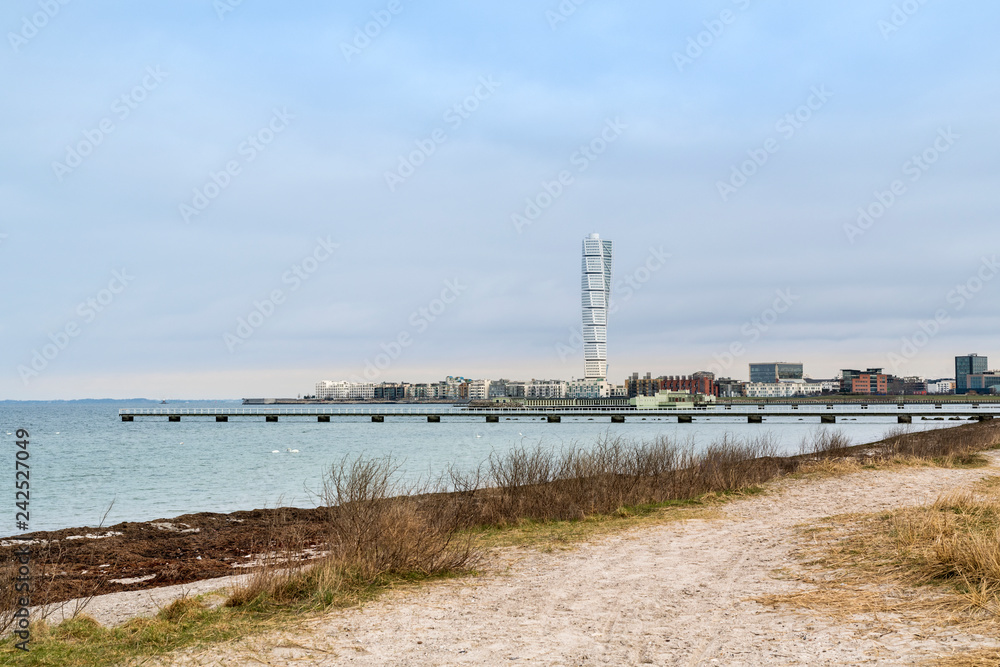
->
[0,402,974,534]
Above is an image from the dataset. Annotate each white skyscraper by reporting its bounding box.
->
[581,233,613,380]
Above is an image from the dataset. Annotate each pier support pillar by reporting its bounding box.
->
[266,416,278,423]
[372,415,385,423]
[678,415,693,424]
[547,415,561,423]
[486,415,499,423]
[978,415,994,422]
[898,415,912,424]
[168,416,180,422]
[611,415,625,423]
[216,416,228,422]
[318,416,330,422]
[427,415,441,423]
[748,415,763,424]
[821,415,836,424]
[121,415,134,422]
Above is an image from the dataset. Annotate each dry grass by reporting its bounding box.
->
[760,454,1000,639]
[227,454,478,611]
[936,647,1000,666]
[467,433,788,527]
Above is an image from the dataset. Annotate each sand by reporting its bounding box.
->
[63,452,1000,665]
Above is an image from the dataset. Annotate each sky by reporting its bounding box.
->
[2,0,999,399]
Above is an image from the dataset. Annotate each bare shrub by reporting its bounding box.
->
[466,433,783,527]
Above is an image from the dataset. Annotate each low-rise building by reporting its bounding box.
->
[967,372,1000,394]
[566,379,613,398]
[526,380,567,399]
[626,371,718,398]
[468,379,491,401]
[630,390,715,409]
[743,380,823,398]
[314,381,375,400]
[927,379,956,394]
[716,378,745,398]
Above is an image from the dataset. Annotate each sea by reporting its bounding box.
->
[0,401,976,534]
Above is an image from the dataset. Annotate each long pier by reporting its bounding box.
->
[119,404,999,424]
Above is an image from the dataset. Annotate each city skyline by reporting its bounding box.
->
[3,2,1000,400]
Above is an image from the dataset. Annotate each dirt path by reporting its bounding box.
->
[150,454,1000,665]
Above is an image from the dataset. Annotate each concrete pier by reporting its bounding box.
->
[118,403,1000,425]
[898,415,912,424]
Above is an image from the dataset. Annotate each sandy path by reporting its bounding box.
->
[151,455,1000,665]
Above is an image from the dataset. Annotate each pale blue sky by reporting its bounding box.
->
[2,1,998,399]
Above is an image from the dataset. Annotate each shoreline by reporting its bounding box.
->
[16,425,1000,665]
[3,421,996,617]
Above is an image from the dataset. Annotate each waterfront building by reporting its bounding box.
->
[314,381,375,400]
[955,354,989,394]
[374,383,407,400]
[966,372,1000,394]
[743,380,823,398]
[566,378,613,399]
[625,371,718,398]
[408,383,431,399]
[582,233,613,380]
[749,362,804,384]
[840,368,896,395]
[468,379,491,401]
[716,377,745,398]
[927,379,956,394]
[488,379,511,399]
[525,380,567,399]
[631,390,715,409]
